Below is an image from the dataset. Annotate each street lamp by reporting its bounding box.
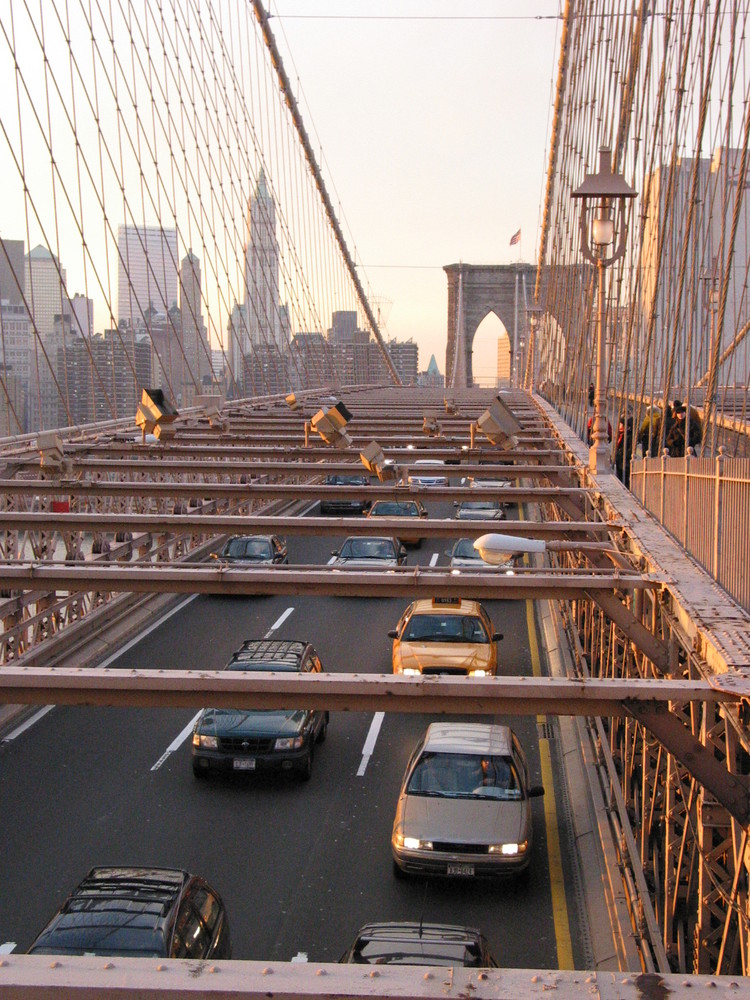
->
[572,147,636,474]
[525,304,543,393]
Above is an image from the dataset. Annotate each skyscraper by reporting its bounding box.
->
[117,225,178,329]
[244,169,287,353]
[25,245,67,429]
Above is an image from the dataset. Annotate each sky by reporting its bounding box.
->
[269,1,562,382]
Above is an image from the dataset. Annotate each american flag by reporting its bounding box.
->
[510,229,521,246]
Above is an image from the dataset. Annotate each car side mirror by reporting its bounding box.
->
[420,510,428,517]
[528,785,545,798]
[492,632,503,641]
[399,547,407,557]
[387,629,398,639]
[210,552,219,559]
[331,550,339,556]
[453,500,459,507]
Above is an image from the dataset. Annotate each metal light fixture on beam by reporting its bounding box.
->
[305,400,353,449]
[469,394,522,448]
[360,440,398,482]
[135,388,179,442]
[473,532,546,567]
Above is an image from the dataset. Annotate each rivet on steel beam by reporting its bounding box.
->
[0,960,7,967]
[369,970,380,977]
[423,972,433,980]
[208,966,219,973]
[103,962,114,969]
[262,967,273,974]
[156,964,166,971]
[316,968,327,975]
[477,972,488,980]
[49,961,60,968]
[531,975,540,982]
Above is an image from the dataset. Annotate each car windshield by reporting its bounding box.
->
[460,501,498,511]
[453,539,481,559]
[224,538,272,559]
[326,475,367,486]
[401,614,488,643]
[407,752,522,799]
[339,538,394,559]
[372,502,418,516]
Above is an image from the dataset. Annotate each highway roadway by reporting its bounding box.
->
[0,497,589,968]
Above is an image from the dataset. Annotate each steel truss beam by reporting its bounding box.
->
[0,958,741,998]
[0,511,618,541]
[0,669,739,716]
[625,703,750,826]
[0,565,664,598]
[0,480,592,503]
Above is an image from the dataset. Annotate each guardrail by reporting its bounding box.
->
[630,454,750,612]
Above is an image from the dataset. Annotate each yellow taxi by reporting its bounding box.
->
[388,598,502,677]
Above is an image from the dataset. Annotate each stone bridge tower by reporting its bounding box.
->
[444,263,539,388]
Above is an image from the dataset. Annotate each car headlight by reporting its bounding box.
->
[402,668,421,677]
[193,733,218,750]
[274,736,304,751]
[394,832,433,851]
[469,668,488,677]
[489,840,528,855]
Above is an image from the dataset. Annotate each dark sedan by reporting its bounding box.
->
[212,534,287,564]
[340,921,498,967]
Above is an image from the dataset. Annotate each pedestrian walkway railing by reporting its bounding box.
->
[630,453,750,612]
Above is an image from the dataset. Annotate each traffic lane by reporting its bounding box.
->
[280,710,557,969]
[0,583,407,953]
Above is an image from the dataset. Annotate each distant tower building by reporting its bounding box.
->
[178,250,211,400]
[0,239,30,431]
[245,170,286,352]
[0,238,25,307]
[496,337,511,386]
[227,170,290,397]
[25,245,67,429]
[68,293,94,339]
[388,338,419,385]
[117,225,178,329]
[418,354,445,388]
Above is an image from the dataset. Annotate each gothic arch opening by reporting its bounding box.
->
[472,311,511,387]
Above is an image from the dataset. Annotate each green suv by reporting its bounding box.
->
[191,639,328,781]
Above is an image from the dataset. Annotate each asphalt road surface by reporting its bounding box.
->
[0,497,589,968]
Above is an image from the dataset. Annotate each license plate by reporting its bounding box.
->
[233,758,256,770]
[447,863,475,877]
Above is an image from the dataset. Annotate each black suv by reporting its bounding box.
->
[339,921,497,967]
[192,639,329,781]
[27,867,231,959]
[319,473,371,515]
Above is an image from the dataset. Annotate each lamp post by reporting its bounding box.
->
[572,147,636,474]
[525,304,543,393]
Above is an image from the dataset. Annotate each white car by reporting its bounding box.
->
[408,460,448,487]
[392,722,544,879]
[454,499,505,521]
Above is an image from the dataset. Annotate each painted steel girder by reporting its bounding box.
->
[586,588,670,673]
[625,702,750,827]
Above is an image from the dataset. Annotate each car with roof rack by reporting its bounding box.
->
[191,639,328,781]
[339,921,498,967]
[26,866,231,959]
[319,473,371,514]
